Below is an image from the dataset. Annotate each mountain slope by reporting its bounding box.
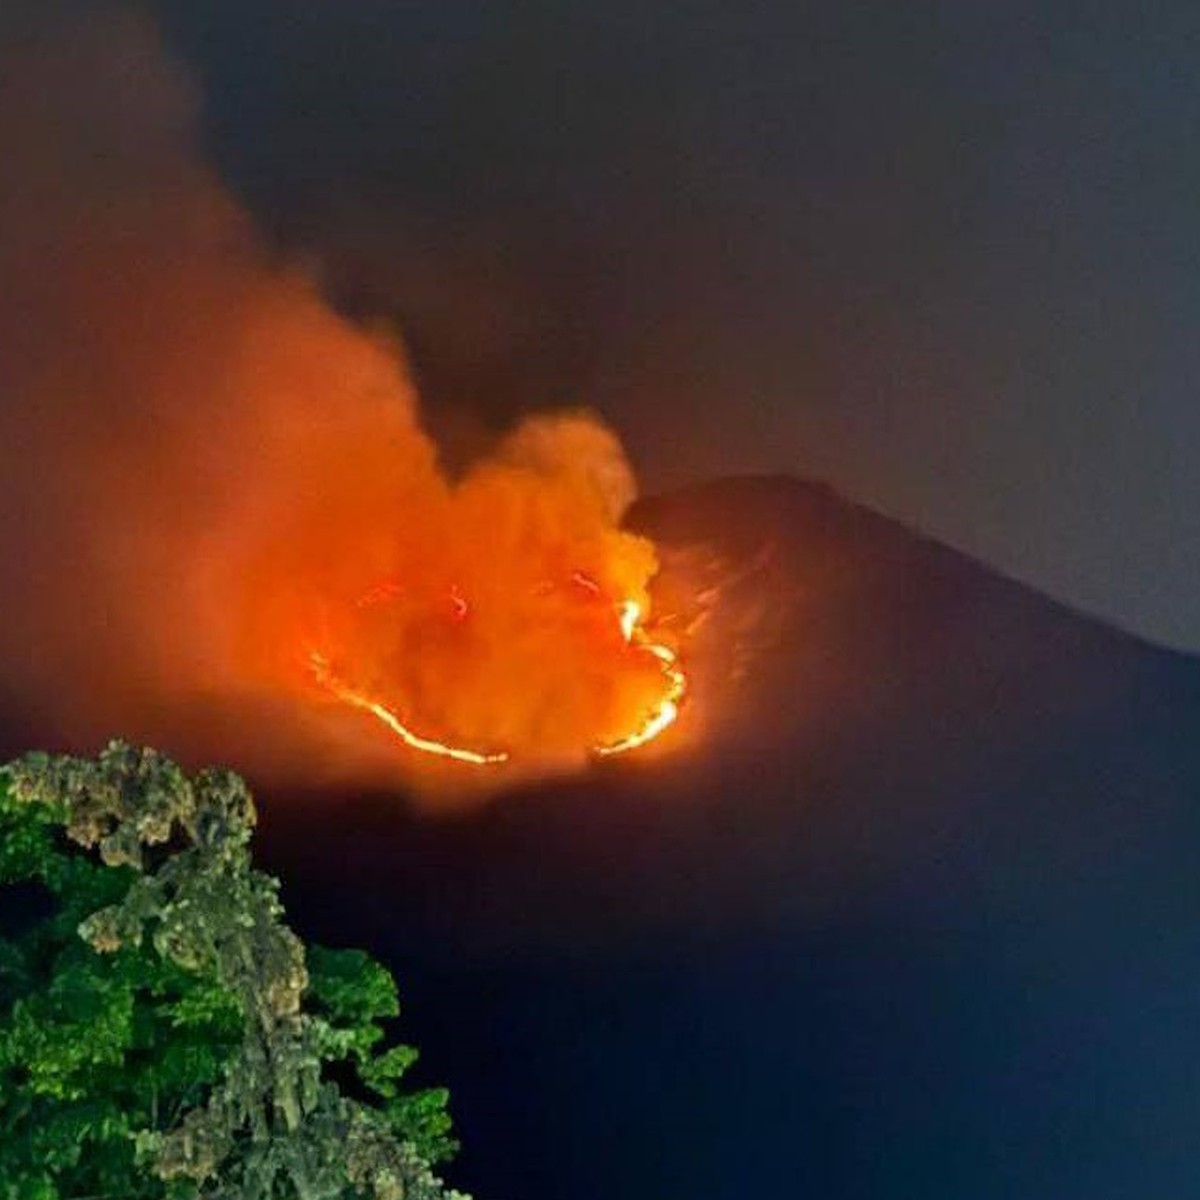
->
[262,476,1200,1200]
[293,475,1197,1200]
[270,475,1200,945]
[11,474,1198,1200]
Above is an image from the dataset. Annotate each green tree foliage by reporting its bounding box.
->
[0,743,469,1200]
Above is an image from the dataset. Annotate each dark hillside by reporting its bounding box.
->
[262,477,1200,1199]
[5,476,1198,1198]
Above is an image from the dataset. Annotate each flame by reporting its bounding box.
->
[307,580,687,767]
[593,600,687,759]
[308,651,509,765]
[0,10,696,796]
[615,598,640,643]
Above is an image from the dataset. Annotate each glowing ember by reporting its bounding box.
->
[308,580,687,767]
[570,570,602,597]
[615,598,640,643]
[356,580,405,608]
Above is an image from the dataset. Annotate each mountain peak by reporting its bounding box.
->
[256,473,1200,1200]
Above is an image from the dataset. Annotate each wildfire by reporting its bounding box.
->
[308,651,509,765]
[0,6,696,798]
[308,580,687,768]
[593,599,687,759]
[593,635,686,758]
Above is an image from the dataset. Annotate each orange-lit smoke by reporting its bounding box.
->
[0,6,684,795]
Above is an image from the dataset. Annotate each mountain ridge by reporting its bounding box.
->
[2,472,1197,1198]
[634,471,1200,662]
[264,472,1200,955]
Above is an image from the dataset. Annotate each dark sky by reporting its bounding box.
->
[2,9,1199,1197]
[144,0,1200,652]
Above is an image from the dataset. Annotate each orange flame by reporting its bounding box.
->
[593,600,687,759]
[308,651,509,765]
[0,10,696,799]
[308,579,686,767]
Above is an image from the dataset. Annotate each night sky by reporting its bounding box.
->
[145,0,1200,651]
[3,6,1200,1199]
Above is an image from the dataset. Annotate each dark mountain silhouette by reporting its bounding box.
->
[4,475,1198,1199]
[258,476,1200,1200]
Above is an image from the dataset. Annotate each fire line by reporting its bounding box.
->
[307,586,687,767]
[308,651,510,765]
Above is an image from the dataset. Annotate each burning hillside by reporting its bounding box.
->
[0,6,688,793]
[258,418,690,771]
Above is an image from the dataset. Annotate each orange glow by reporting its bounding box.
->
[593,610,687,759]
[307,576,686,767]
[616,598,640,643]
[0,9,696,800]
[308,651,508,765]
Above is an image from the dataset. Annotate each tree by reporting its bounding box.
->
[0,742,469,1200]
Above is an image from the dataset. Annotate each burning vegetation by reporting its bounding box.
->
[233,409,689,775]
[307,578,686,768]
[0,7,688,793]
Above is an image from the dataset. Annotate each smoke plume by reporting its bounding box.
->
[0,5,678,798]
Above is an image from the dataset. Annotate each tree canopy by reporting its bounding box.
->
[0,742,468,1200]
